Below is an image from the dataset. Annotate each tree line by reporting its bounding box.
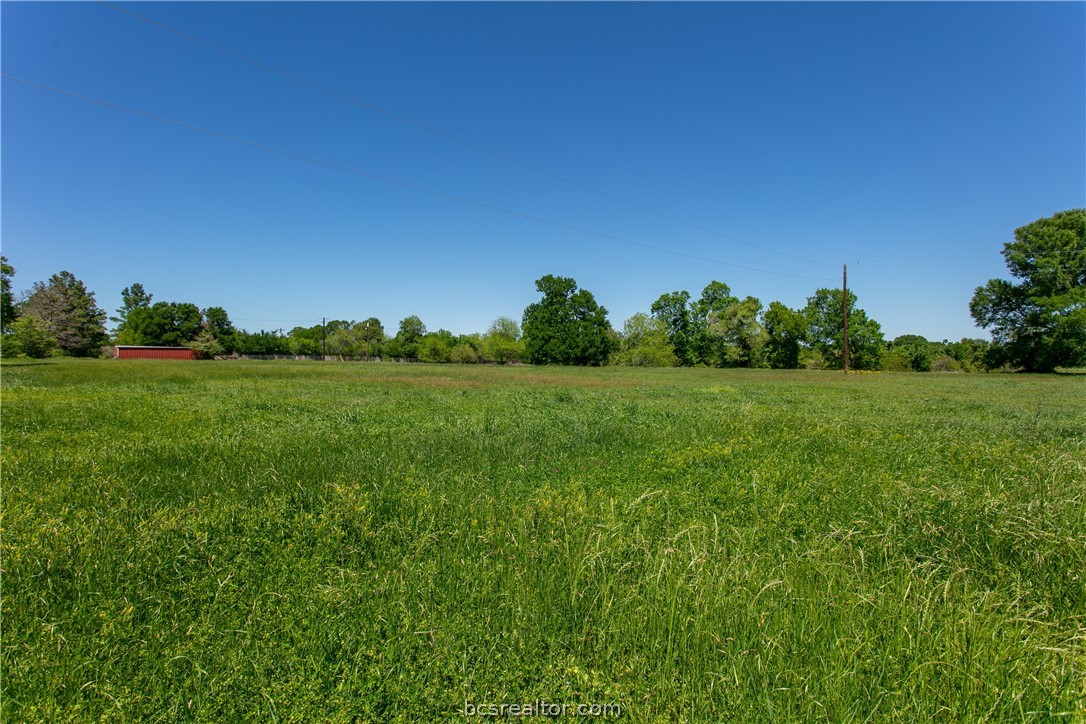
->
[2,209,1082,372]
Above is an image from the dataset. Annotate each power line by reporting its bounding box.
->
[231,318,323,324]
[95,0,837,268]
[4,74,834,283]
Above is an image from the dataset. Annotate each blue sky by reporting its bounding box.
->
[3,2,1083,341]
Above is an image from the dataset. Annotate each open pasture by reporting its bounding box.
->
[2,360,1084,720]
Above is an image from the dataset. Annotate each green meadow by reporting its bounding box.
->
[1,359,1084,721]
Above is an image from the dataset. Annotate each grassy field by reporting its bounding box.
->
[2,359,1084,721]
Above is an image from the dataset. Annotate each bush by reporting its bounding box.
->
[880,350,913,372]
[481,335,524,364]
[417,333,454,363]
[186,330,224,359]
[11,314,59,359]
[931,354,963,372]
[450,343,479,364]
[800,348,826,370]
[612,345,677,367]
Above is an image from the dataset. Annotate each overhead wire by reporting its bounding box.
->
[95,0,838,268]
[3,74,835,283]
[231,318,324,324]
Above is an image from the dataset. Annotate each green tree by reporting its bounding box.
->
[930,354,963,373]
[522,275,615,365]
[233,330,290,355]
[186,329,224,359]
[202,306,236,353]
[10,314,58,358]
[397,315,426,342]
[945,338,990,372]
[288,322,338,356]
[970,209,1086,372]
[886,334,934,372]
[203,307,235,338]
[390,315,426,359]
[650,290,696,365]
[324,328,353,357]
[1,256,17,333]
[111,282,153,330]
[650,281,740,366]
[614,312,677,367]
[694,281,737,320]
[481,316,524,364]
[417,329,456,363]
[323,319,385,358]
[804,288,884,370]
[763,301,807,369]
[706,295,767,367]
[21,271,107,356]
[693,281,739,364]
[119,302,203,347]
[356,317,386,357]
[450,343,479,364]
[488,316,520,341]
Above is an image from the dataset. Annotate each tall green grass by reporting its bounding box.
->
[2,360,1084,720]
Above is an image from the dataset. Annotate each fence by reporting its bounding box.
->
[219,354,415,362]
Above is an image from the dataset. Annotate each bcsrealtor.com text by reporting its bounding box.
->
[464,700,622,717]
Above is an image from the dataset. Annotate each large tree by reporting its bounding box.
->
[202,306,236,353]
[804,288,884,370]
[289,321,343,355]
[233,329,291,355]
[10,314,58,358]
[334,317,387,358]
[203,306,235,339]
[522,275,615,365]
[884,334,935,372]
[650,290,696,365]
[763,301,807,369]
[481,316,524,364]
[945,338,990,372]
[119,302,203,347]
[650,281,739,366]
[970,209,1085,372]
[615,312,677,367]
[21,271,107,356]
[694,280,737,324]
[706,295,767,368]
[1,256,16,333]
[111,282,153,329]
[389,315,426,359]
[417,329,457,363]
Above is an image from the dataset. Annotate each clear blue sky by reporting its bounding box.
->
[3,2,1084,341]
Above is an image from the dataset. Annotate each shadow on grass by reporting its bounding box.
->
[0,359,56,367]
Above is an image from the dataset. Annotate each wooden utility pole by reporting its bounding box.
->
[322,317,327,357]
[842,264,849,373]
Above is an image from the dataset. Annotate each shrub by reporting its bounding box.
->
[450,343,479,364]
[1,333,20,358]
[931,354,963,372]
[186,329,224,359]
[10,314,59,359]
[800,348,826,370]
[880,350,913,372]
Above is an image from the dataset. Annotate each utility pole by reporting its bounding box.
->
[322,317,327,358]
[842,264,849,374]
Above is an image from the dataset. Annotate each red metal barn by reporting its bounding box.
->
[114,346,201,360]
